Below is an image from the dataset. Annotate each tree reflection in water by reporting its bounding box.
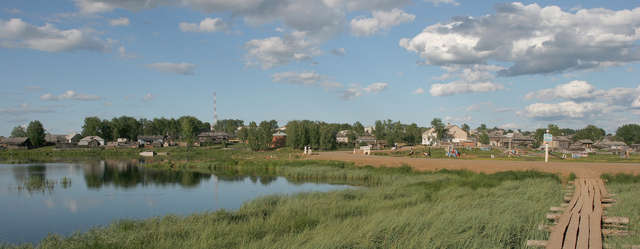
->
[12,165,55,193]
[83,160,211,189]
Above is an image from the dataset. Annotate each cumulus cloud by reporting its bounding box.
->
[521,81,640,120]
[109,17,129,26]
[179,17,227,32]
[272,71,342,88]
[245,31,321,69]
[400,3,640,76]
[350,8,415,36]
[413,88,425,94]
[146,62,196,75]
[0,18,110,52]
[143,93,154,101]
[330,47,346,56]
[118,46,136,58]
[339,82,389,100]
[523,101,609,119]
[430,81,503,96]
[429,64,504,96]
[424,0,459,6]
[0,103,53,115]
[525,80,640,104]
[363,82,388,93]
[40,90,101,101]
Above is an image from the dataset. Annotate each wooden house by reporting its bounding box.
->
[271,131,287,148]
[0,137,31,149]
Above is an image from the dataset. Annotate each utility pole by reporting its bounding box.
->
[544,129,552,163]
[212,92,217,132]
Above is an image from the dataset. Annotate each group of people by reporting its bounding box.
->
[303,146,313,155]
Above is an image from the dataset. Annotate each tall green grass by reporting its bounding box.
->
[1,160,562,249]
[600,173,640,248]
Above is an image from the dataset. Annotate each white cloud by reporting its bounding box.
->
[412,88,425,95]
[272,71,343,90]
[143,93,154,101]
[430,82,503,96]
[400,3,640,76]
[0,103,53,115]
[4,8,22,14]
[0,18,110,52]
[330,47,346,56]
[523,101,608,119]
[340,87,362,100]
[109,17,129,26]
[146,62,196,75]
[118,46,136,59]
[179,17,227,32]
[350,8,414,36]
[524,80,640,106]
[339,82,389,100]
[363,82,388,93]
[424,0,459,6]
[499,123,518,129]
[245,31,320,69]
[40,90,101,101]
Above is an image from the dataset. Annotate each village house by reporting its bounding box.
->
[488,130,505,147]
[271,131,287,148]
[138,135,165,147]
[570,139,594,152]
[421,128,437,146]
[364,126,374,135]
[356,135,386,149]
[78,136,105,147]
[501,132,535,148]
[445,124,468,143]
[66,133,82,144]
[198,131,230,144]
[336,130,351,144]
[0,137,31,150]
[594,136,627,151]
[550,136,572,151]
[45,134,67,145]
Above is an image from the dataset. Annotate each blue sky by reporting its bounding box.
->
[1,0,639,136]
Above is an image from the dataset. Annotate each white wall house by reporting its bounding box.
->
[421,128,437,145]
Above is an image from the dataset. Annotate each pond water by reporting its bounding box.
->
[0,161,349,245]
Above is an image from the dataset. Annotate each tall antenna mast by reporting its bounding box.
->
[212,92,217,132]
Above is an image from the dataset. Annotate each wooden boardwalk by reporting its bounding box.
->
[546,178,607,249]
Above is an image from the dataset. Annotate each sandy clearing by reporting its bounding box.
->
[312,151,640,178]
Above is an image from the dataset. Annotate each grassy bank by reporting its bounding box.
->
[2,159,563,249]
[600,174,640,248]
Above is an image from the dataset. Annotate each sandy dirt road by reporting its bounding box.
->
[313,151,640,178]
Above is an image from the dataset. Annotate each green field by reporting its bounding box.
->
[2,158,564,249]
[600,174,640,248]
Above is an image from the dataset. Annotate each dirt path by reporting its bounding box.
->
[313,151,640,178]
[546,178,606,249]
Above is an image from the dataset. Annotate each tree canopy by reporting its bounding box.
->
[10,126,27,137]
[616,124,640,145]
[27,120,45,147]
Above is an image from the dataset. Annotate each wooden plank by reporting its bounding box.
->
[603,217,630,225]
[548,179,583,249]
[590,179,603,249]
[576,180,593,249]
[562,179,586,249]
[528,240,549,247]
[547,213,561,221]
[550,206,565,212]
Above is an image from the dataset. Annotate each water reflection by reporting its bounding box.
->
[11,165,56,193]
[83,160,211,189]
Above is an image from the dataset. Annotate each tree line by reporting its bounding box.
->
[7,117,640,149]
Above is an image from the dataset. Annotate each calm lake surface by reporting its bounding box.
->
[0,161,349,245]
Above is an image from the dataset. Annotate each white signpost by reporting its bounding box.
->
[543,131,552,163]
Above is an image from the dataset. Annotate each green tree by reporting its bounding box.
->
[616,124,640,145]
[238,127,249,142]
[26,120,45,147]
[319,125,337,150]
[179,116,202,143]
[10,126,27,137]
[479,132,490,145]
[111,116,141,141]
[461,123,470,133]
[214,119,244,134]
[81,117,103,137]
[431,118,447,141]
[477,124,487,133]
[573,125,605,142]
[352,121,365,136]
[247,122,260,150]
[258,120,278,150]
